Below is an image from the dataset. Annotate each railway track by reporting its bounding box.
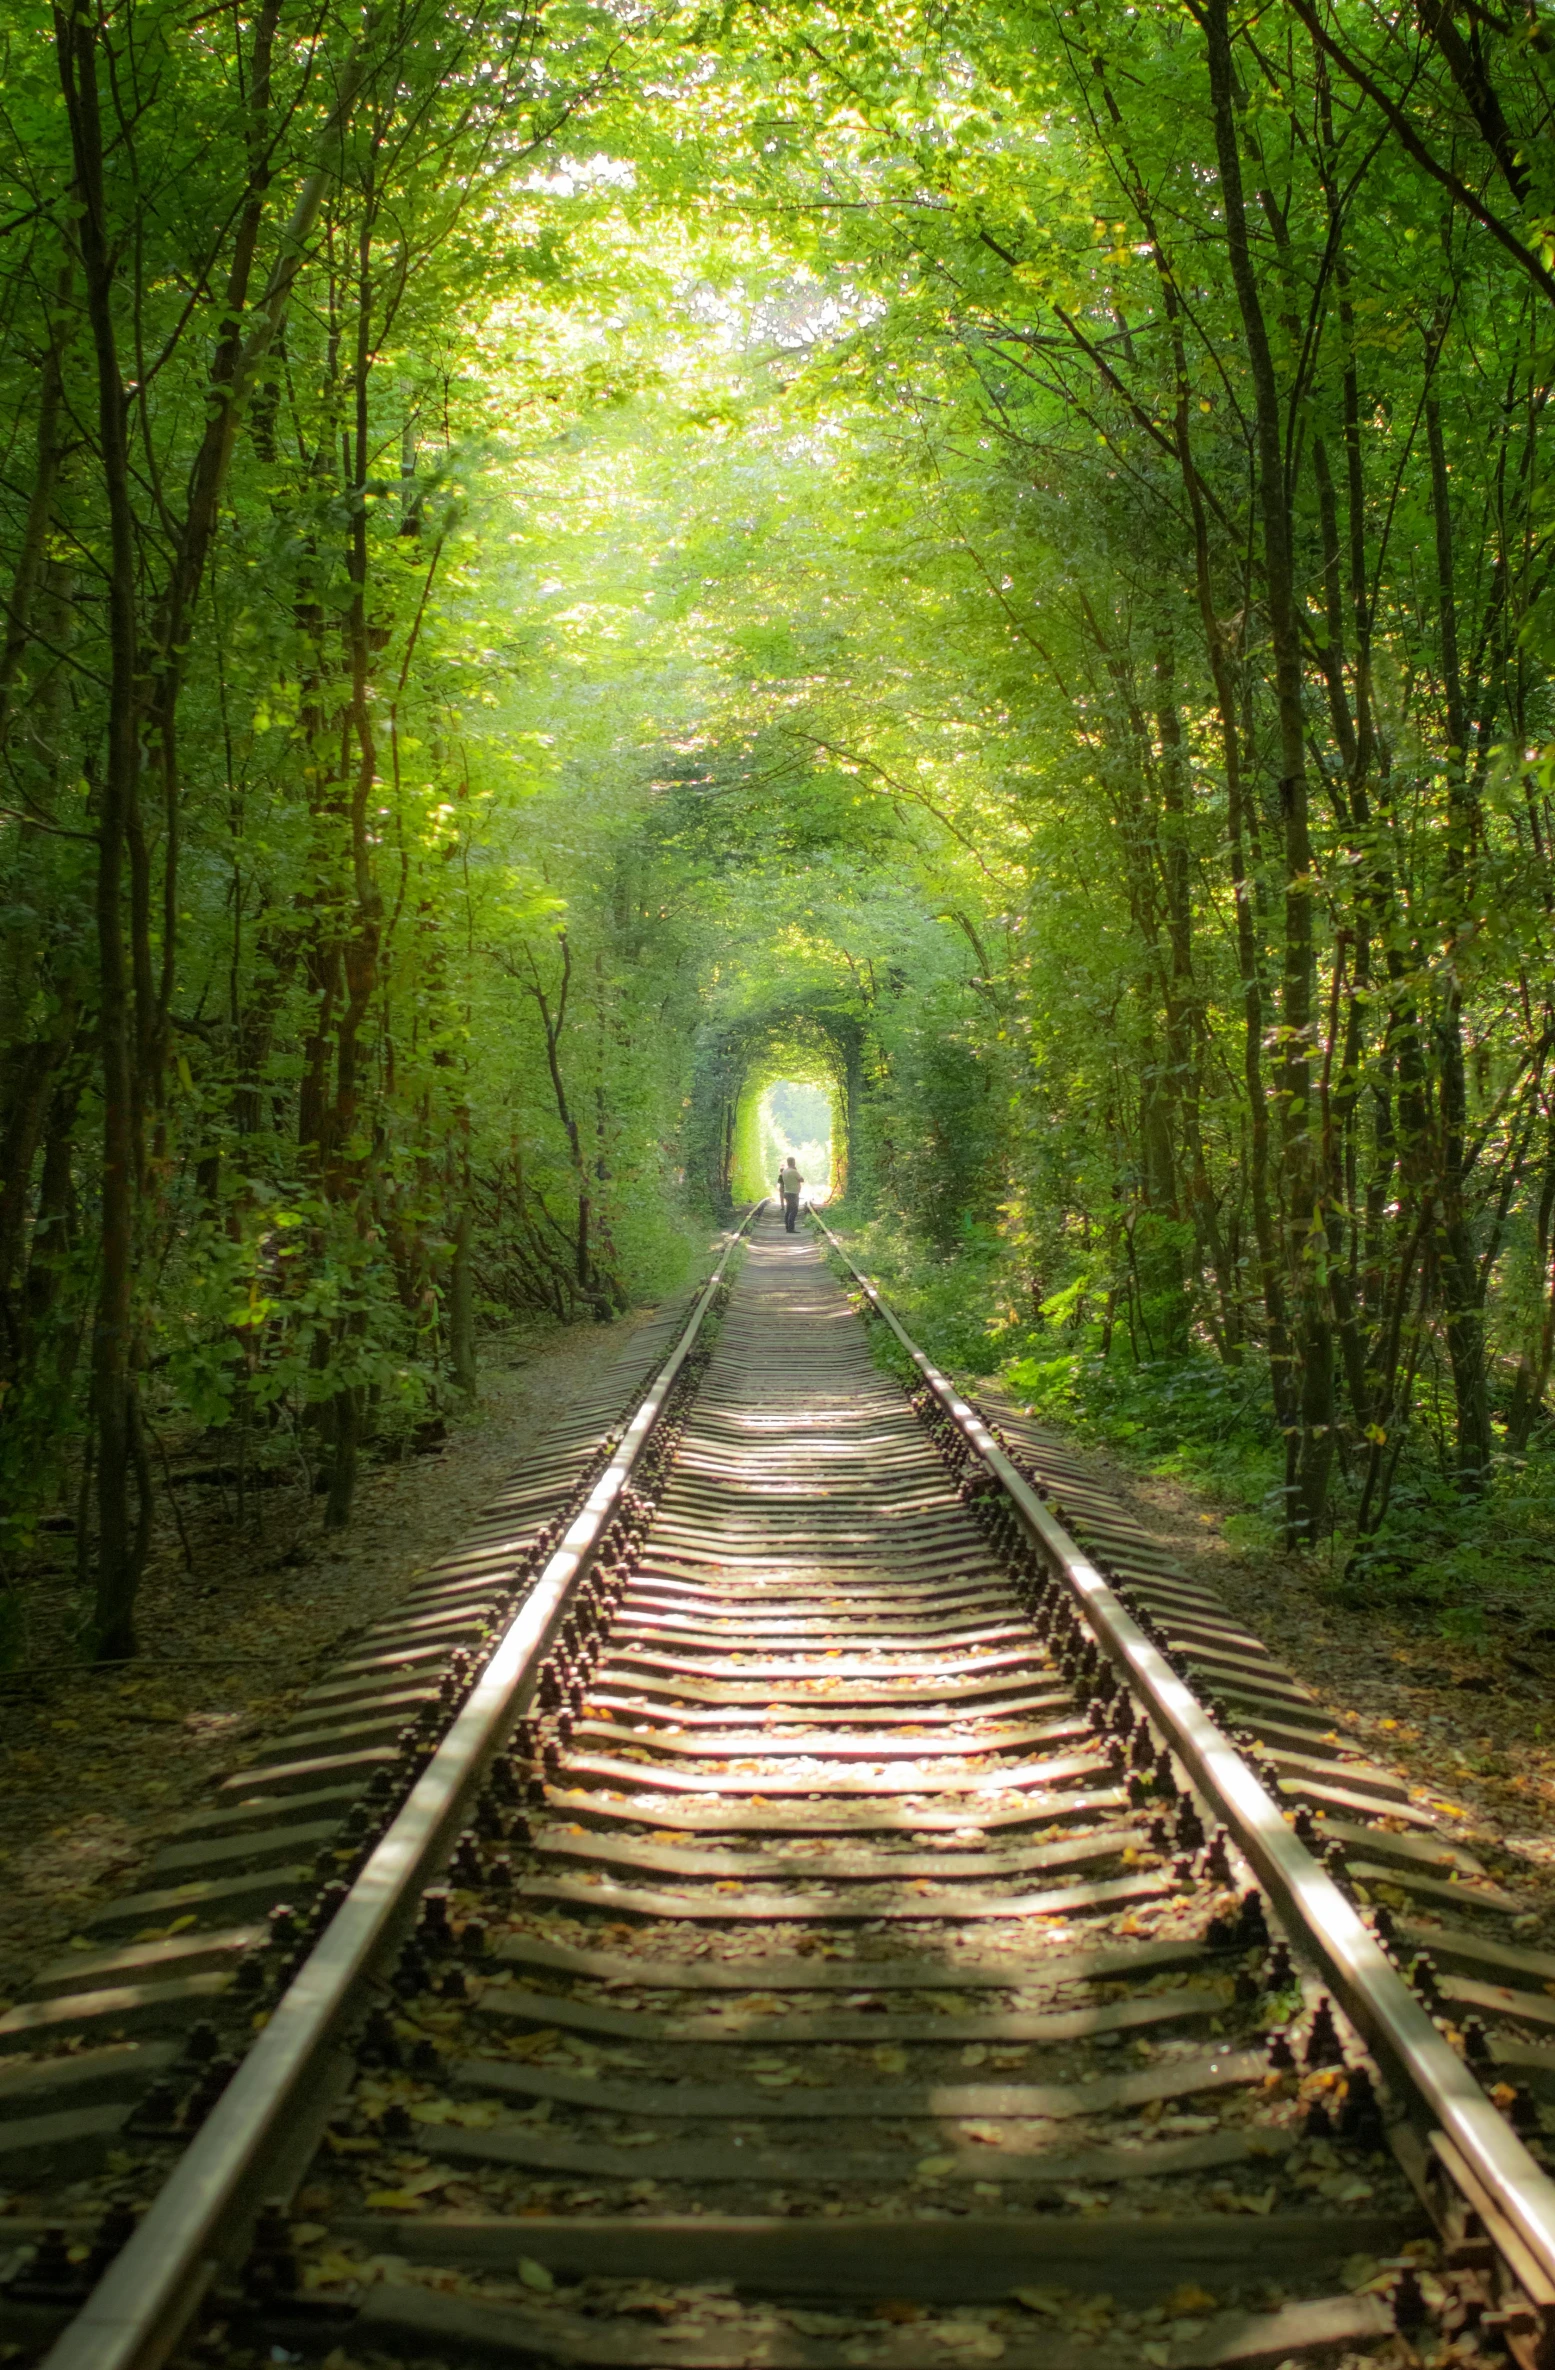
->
[7,1207,1555,2366]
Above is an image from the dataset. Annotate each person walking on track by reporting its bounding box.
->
[778,1156,804,1232]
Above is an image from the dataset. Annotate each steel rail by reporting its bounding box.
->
[42,1208,762,2370]
[814,1209,1555,2325]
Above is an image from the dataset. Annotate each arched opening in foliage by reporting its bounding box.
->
[733,1072,836,1205]
[689,1013,859,1214]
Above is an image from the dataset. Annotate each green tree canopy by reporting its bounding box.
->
[6,0,1555,1655]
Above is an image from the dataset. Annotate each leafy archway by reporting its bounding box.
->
[688,1010,862,1214]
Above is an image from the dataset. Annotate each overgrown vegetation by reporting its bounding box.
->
[6,0,1555,1660]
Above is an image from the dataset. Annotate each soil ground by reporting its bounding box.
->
[0,1306,666,2007]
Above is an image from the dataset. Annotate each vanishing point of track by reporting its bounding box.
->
[10,1208,1555,2367]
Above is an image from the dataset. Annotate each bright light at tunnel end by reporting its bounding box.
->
[747,1072,837,1203]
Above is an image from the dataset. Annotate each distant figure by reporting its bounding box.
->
[778,1157,804,1233]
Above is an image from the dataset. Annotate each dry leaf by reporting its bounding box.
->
[1009,2287,1064,2317]
[1165,2283,1217,2317]
[302,2252,370,2289]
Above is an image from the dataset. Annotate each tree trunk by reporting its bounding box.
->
[56,3,144,1658]
[1426,391,1493,1489]
[1205,0,1334,1545]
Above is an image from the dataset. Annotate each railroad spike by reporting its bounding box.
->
[315,1878,351,1926]
[1305,1997,1345,2068]
[1175,1798,1205,1854]
[242,2200,298,2301]
[356,2006,401,2069]
[393,1940,431,1997]
[1234,1890,1269,1950]
[1202,1829,1232,1886]
[83,2205,137,2284]
[450,1832,484,1888]
[1508,2083,1543,2137]
[128,2077,182,2137]
[1391,2266,1427,2333]
[4,2225,87,2304]
[1337,2066,1386,2153]
[1462,2016,1492,2067]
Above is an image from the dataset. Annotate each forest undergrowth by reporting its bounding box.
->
[823,1211,1555,1912]
[0,1299,671,2000]
[831,1211,1555,1660]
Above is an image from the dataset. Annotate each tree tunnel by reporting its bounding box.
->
[687,1011,864,1215]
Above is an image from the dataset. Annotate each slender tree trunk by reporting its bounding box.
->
[1095,50,1277,1376]
[1205,0,1334,1545]
[0,265,71,753]
[450,1107,477,1394]
[1154,635,1233,1346]
[56,4,144,1657]
[1426,391,1494,1488]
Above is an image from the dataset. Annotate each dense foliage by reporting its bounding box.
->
[6,0,1555,1659]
